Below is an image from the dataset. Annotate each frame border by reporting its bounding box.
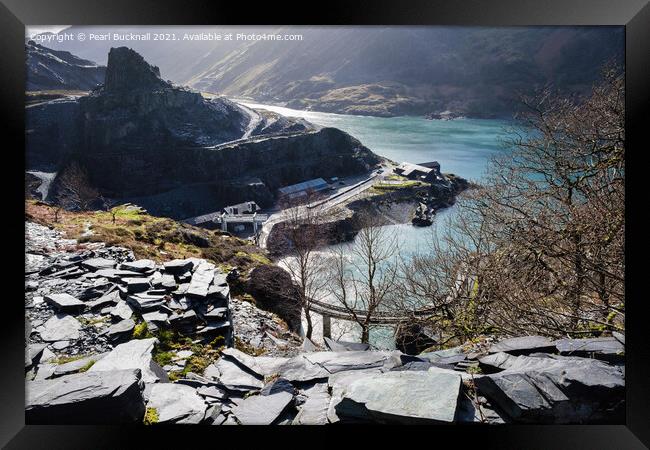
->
[1,0,648,447]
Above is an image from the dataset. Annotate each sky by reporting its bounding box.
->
[25,26,70,38]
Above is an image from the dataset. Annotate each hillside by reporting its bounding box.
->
[26,40,105,91]
[36,26,623,117]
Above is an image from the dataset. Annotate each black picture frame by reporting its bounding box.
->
[1,0,648,447]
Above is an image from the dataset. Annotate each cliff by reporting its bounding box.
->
[25,47,380,217]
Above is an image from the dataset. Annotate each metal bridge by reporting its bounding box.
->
[307,298,437,325]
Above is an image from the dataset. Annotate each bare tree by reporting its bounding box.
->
[56,162,100,212]
[328,211,400,344]
[277,191,330,340]
[404,66,625,339]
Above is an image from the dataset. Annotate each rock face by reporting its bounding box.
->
[335,370,462,424]
[103,47,167,92]
[26,369,145,424]
[26,47,379,218]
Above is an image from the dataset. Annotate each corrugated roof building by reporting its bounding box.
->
[278,178,329,198]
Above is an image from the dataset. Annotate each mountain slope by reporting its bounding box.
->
[35,26,623,117]
[26,41,105,91]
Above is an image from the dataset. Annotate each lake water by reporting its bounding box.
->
[239,101,512,348]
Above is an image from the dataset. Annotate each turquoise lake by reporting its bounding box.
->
[240,101,513,347]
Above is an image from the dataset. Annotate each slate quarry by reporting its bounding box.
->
[25,223,625,425]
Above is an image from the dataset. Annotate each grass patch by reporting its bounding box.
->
[79,360,96,372]
[54,354,87,364]
[234,337,265,356]
[26,200,270,274]
[143,407,159,425]
[132,322,153,340]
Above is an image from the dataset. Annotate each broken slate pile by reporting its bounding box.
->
[25,223,625,425]
[25,222,233,381]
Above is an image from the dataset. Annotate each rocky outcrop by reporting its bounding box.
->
[246,265,303,332]
[25,47,380,217]
[26,41,105,91]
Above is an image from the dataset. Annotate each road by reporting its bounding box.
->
[257,166,390,249]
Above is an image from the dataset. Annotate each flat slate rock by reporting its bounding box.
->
[553,337,624,362]
[110,300,134,321]
[53,353,107,377]
[221,348,264,377]
[146,383,207,424]
[204,358,264,392]
[89,338,168,384]
[120,259,156,273]
[478,352,519,373]
[81,257,116,271]
[26,369,145,424]
[335,370,462,424]
[39,314,81,342]
[163,258,195,274]
[488,336,556,355]
[231,391,294,425]
[254,356,290,377]
[87,290,121,310]
[44,293,86,314]
[293,383,330,425]
[124,277,151,293]
[186,262,216,298]
[303,351,399,374]
[95,268,145,280]
[474,356,625,423]
[324,337,370,352]
[103,319,136,342]
[278,355,330,383]
[126,293,166,311]
[26,343,48,368]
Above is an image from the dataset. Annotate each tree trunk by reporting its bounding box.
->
[360,325,370,344]
[305,309,313,340]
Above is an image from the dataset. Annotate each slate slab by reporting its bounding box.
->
[474,356,625,423]
[103,319,136,343]
[231,391,294,425]
[53,353,107,377]
[120,259,156,273]
[126,293,166,312]
[39,314,81,342]
[324,337,370,352]
[186,261,216,298]
[163,259,195,274]
[26,369,145,424]
[293,383,330,425]
[488,336,556,355]
[110,300,134,321]
[335,370,462,424]
[553,337,624,362]
[303,351,400,374]
[81,258,116,271]
[204,357,264,392]
[44,293,85,314]
[146,383,207,424]
[89,338,168,383]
